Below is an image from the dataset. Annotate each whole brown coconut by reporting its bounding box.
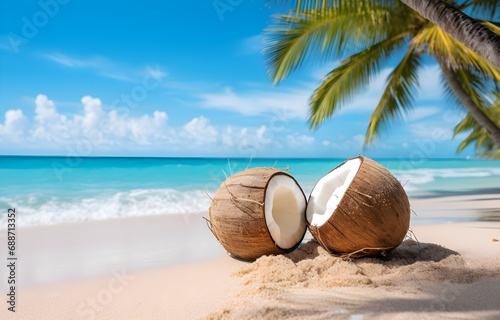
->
[306,156,410,257]
[208,168,307,261]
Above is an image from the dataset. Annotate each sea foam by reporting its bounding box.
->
[393,167,500,184]
[0,188,211,228]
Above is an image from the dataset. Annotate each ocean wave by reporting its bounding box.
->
[392,167,500,185]
[2,167,499,228]
[0,188,211,228]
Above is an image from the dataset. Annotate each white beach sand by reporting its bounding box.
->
[209,222,500,319]
[1,193,499,319]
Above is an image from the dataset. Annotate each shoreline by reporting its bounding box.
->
[3,189,498,231]
[0,213,225,289]
[0,192,498,288]
[1,192,499,319]
[1,221,498,319]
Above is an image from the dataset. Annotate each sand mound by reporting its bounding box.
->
[209,240,500,319]
[235,240,487,293]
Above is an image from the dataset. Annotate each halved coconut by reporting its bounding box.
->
[208,168,307,260]
[306,156,410,257]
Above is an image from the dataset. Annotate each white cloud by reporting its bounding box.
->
[0,109,28,140]
[181,116,218,145]
[241,35,263,54]
[0,94,285,155]
[44,53,94,68]
[221,126,235,147]
[198,63,443,127]
[198,67,404,121]
[321,134,367,150]
[31,94,72,142]
[287,134,315,147]
[352,134,365,147]
[256,125,271,144]
[44,53,164,83]
[221,125,273,153]
[199,86,312,119]
[35,94,61,122]
[145,66,168,80]
[121,111,168,146]
[404,106,441,122]
[81,96,105,132]
[409,123,453,141]
[417,65,442,101]
[18,94,173,147]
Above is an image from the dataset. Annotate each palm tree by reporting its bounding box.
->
[400,0,500,69]
[265,0,500,146]
[455,92,500,158]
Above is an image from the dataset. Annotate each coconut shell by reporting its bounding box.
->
[308,156,410,257]
[208,168,306,261]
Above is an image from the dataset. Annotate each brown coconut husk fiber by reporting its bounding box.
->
[208,168,307,261]
[308,156,410,257]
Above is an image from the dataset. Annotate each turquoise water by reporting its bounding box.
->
[0,156,499,227]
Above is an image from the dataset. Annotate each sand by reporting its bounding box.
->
[3,213,225,287]
[210,235,500,319]
[1,193,499,319]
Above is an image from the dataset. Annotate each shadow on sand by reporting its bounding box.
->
[245,241,500,318]
[285,239,459,265]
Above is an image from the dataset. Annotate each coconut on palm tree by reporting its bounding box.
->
[265,0,500,148]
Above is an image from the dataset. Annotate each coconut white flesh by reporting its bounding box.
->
[264,175,306,249]
[307,158,362,227]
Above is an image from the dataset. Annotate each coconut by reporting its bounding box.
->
[306,156,410,257]
[208,168,307,261]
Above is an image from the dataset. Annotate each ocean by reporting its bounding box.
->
[0,156,499,228]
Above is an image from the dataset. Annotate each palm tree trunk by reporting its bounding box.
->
[400,0,500,70]
[438,59,500,146]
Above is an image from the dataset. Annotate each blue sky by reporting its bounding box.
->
[0,0,475,158]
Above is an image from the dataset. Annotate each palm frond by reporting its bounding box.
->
[264,12,367,83]
[269,0,500,152]
[264,2,411,83]
[413,24,500,83]
[365,45,422,144]
[481,21,500,35]
[287,0,397,12]
[455,90,500,153]
[454,113,479,134]
[308,33,408,128]
[442,67,488,115]
[463,0,500,19]
[457,130,480,152]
